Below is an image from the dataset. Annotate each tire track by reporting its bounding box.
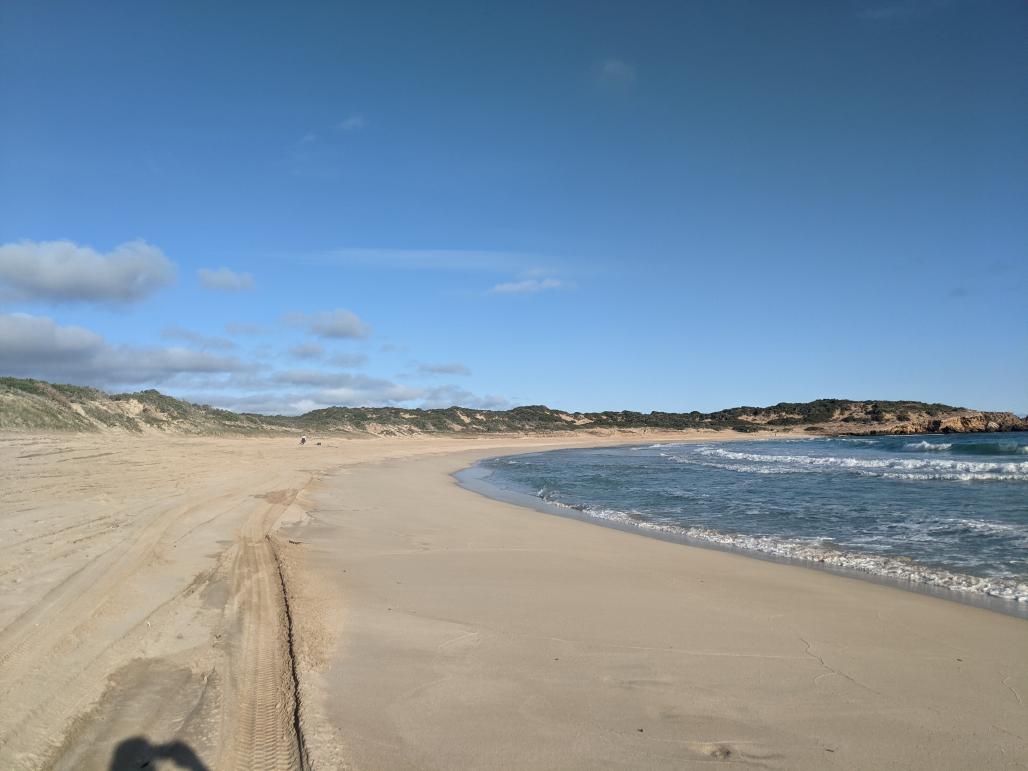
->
[219,487,311,771]
[0,433,320,770]
[270,534,311,770]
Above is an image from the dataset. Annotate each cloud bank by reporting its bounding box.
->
[0,313,248,386]
[285,308,371,339]
[161,326,237,351]
[327,352,369,368]
[0,239,175,302]
[289,342,325,360]
[416,361,472,376]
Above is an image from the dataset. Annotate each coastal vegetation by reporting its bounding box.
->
[1,377,1025,436]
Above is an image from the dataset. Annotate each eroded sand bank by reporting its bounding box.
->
[0,431,1025,769]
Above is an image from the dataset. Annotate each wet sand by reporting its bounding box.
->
[293,446,1028,770]
[0,431,1025,769]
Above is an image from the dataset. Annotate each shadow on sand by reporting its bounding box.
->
[108,736,210,770]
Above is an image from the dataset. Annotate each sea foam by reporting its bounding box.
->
[543,500,1028,604]
[474,433,1028,612]
[903,440,952,451]
[681,447,1028,481]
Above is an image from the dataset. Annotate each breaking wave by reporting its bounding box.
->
[470,433,1028,614]
[840,437,1028,456]
[903,441,952,451]
[675,447,1028,482]
[541,500,1028,603]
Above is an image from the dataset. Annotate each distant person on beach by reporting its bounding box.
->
[299,435,307,445]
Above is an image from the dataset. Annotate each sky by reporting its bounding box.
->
[1,0,1025,415]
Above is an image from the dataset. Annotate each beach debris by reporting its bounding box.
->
[708,744,732,759]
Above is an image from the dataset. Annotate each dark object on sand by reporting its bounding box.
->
[109,737,209,770]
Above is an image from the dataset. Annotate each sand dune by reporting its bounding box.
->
[0,431,1025,769]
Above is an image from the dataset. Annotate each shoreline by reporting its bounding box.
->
[292,437,1028,769]
[2,430,1026,769]
[455,444,1028,619]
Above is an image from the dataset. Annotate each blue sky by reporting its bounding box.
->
[1,0,1025,414]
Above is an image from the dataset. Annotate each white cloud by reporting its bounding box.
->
[418,385,510,410]
[416,361,472,376]
[317,382,424,405]
[225,322,267,335]
[198,267,255,292]
[0,313,249,386]
[181,376,508,415]
[271,371,410,395]
[489,277,565,294]
[181,387,401,416]
[114,347,248,383]
[327,352,369,368]
[337,114,366,131]
[289,342,324,360]
[285,308,371,339]
[179,391,319,416]
[595,58,637,89]
[0,312,104,362]
[273,369,352,387]
[228,372,425,410]
[0,239,175,302]
[162,326,236,350]
[2,313,512,415]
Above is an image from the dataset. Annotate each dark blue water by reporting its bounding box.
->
[465,433,1028,608]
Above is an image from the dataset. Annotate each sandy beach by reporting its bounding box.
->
[0,431,1025,770]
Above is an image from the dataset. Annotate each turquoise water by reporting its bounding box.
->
[464,433,1028,609]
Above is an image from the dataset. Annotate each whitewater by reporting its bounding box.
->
[464,433,1028,612]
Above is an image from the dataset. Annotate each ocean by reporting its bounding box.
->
[459,433,1028,614]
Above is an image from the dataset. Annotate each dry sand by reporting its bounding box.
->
[0,431,1025,770]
